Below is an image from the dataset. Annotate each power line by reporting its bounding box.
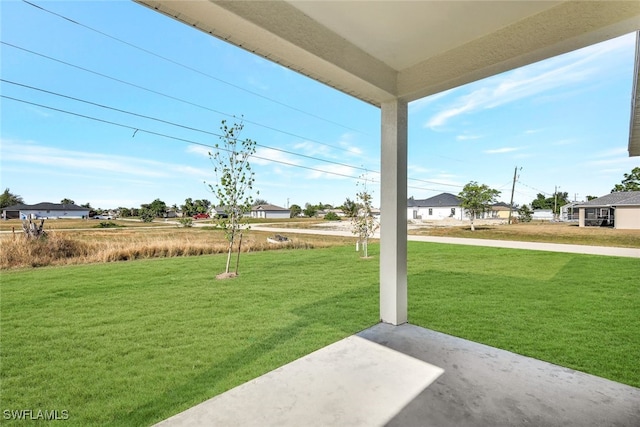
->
[0,94,364,179]
[0,78,372,174]
[2,78,463,191]
[21,0,368,135]
[0,41,357,155]
[517,180,551,196]
[2,94,461,195]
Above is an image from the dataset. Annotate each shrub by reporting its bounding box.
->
[178,217,193,228]
[0,233,92,268]
[95,221,121,228]
[324,212,341,221]
[139,209,155,223]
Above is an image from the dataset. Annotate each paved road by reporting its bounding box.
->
[252,225,640,258]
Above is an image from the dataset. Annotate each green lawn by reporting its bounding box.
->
[407,243,640,389]
[1,243,638,425]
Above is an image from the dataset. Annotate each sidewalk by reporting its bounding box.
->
[252,225,640,258]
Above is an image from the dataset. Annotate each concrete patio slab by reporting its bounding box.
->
[156,323,639,426]
[154,335,443,426]
[359,323,640,427]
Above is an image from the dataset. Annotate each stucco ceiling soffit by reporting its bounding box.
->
[397,1,640,102]
[136,0,398,105]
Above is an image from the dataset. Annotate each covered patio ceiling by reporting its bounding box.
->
[136,1,640,155]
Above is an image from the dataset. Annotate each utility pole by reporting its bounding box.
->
[554,185,558,221]
[508,166,520,225]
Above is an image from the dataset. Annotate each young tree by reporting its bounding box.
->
[351,177,379,258]
[458,181,501,231]
[611,167,640,192]
[303,203,318,218]
[517,204,533,222]
[194,199,211,214]
[148,199,167,218]
[289,204,302,218]
[208,119,257,277]
[0,188,24,209]
[181,198,196,217]
[139,208,155,223]
[341,197,358,217]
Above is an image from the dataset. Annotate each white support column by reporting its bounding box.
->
[380,99,408,325]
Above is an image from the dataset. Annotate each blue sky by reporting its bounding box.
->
[1,1,639,210]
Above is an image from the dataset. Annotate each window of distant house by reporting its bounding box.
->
[428,208,433,216]
[600,208,608,217]
[451,208,456,216]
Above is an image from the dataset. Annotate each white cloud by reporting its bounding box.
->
[484,147,519,154]
[408,165,433,174]
[552,139,577,146]
[251,147,300,166]
[186,145,212,157]
[456,134,482,141]
[590,147,629,158]
[409,88,458,113]
[2,139,209,179]
[425,33,634,129]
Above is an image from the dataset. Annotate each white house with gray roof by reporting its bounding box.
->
[249,204,291,219]
[576,191,640,230]
[2,203,89,220]
[407,193,467,221]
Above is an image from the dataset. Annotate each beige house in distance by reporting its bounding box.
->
[577,191,640,229]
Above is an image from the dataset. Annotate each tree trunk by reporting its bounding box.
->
[22,218,46,239]
[234,233,243,275]
[225,232,234,273]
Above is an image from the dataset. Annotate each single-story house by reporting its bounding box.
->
[487,202,512,219]
[408,193,466,221]
[576,191,640,229]
[249,204,291,219]
[2,202,90,220]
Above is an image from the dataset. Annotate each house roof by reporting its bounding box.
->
[408,193,460,208]
[576,191,640,207]
[252,204,290,211]
[2,202,88,211]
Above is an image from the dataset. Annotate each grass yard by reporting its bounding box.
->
[407,242,640,389]
[0,246,379,425]
[1,243,638,425]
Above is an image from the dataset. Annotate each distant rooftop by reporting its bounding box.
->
[408,193,460,208]
[577,191,640,207]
